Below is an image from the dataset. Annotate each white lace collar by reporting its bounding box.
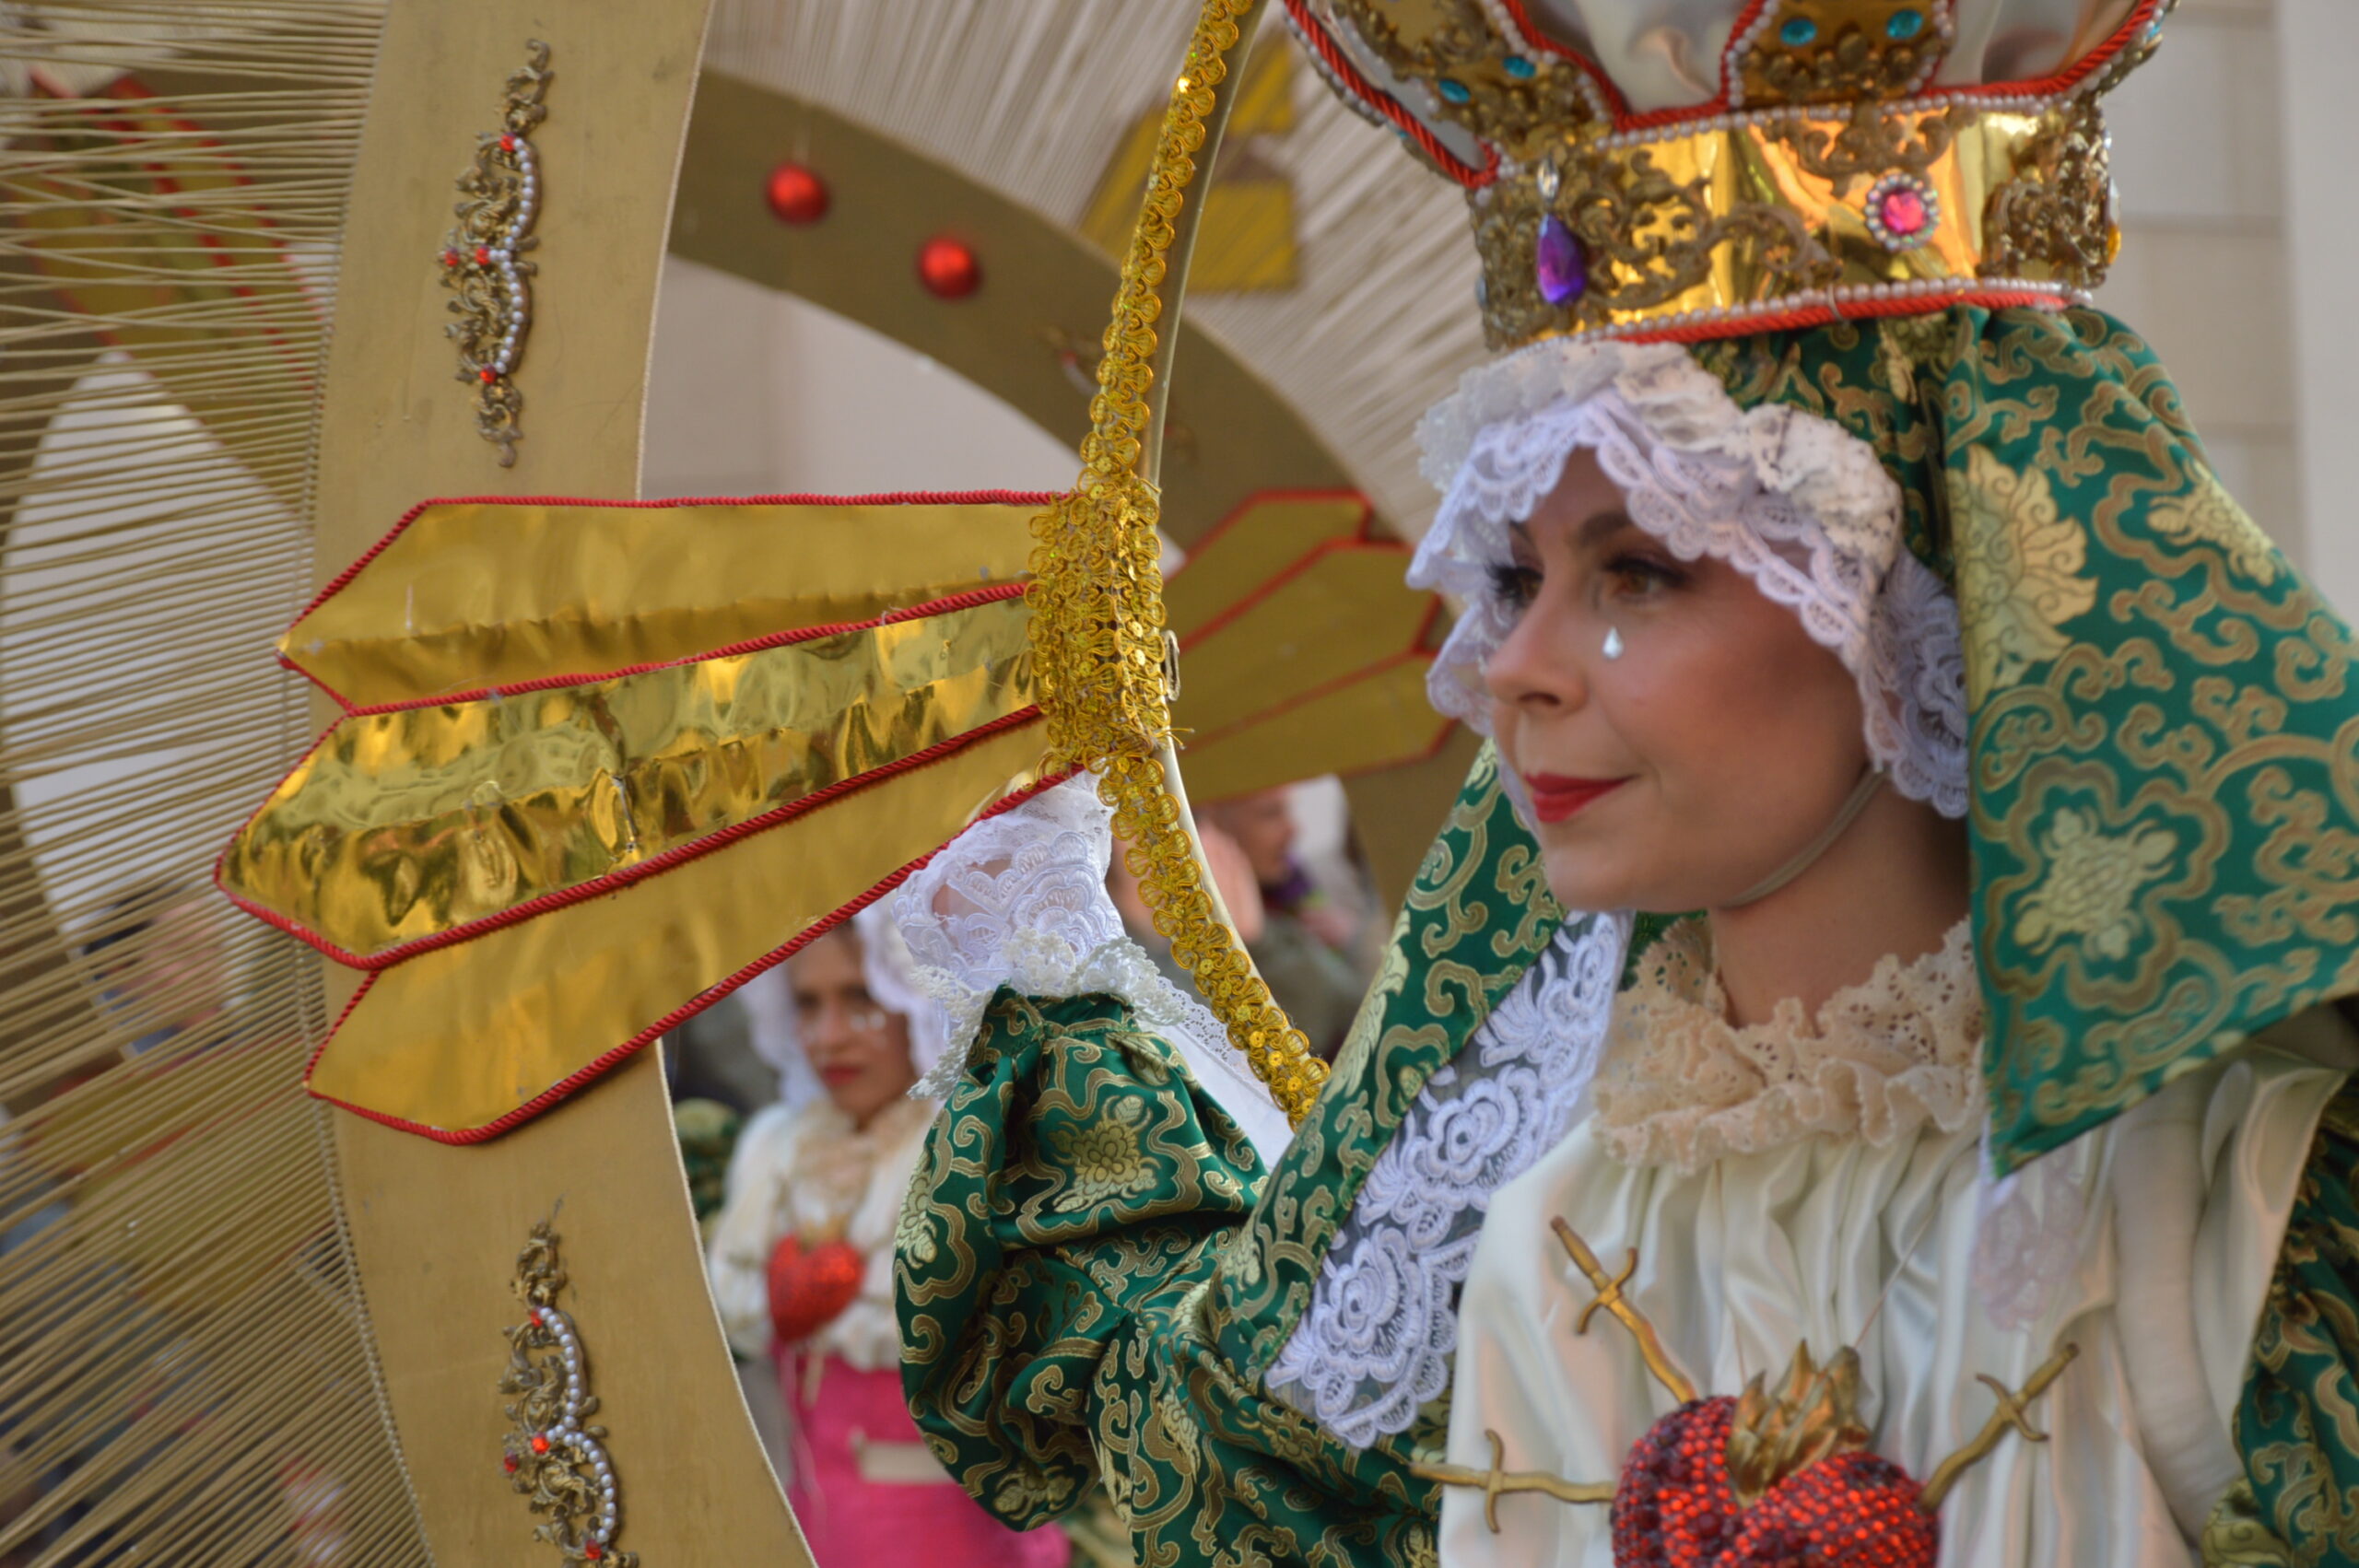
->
[1593,917,1984,1173]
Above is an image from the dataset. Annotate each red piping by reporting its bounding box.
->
[1282,0,1498,188]
[1181,646,1439,756]
[293,488,1062,627]
[1180,539,1415,651]
[1165,487,1374,581]
[1495,0,1633,117]
[222,705,1047,971]
[303,766,1084,1143]
[1621,287,2069,346]
[323,580,1029,718]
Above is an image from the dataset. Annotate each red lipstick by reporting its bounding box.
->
[1522,773,1627,825]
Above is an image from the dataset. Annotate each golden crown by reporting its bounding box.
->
[1285,0,2170,347]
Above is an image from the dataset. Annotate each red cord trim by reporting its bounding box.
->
[1181,646,1438,758]
[1618,287,2068,345]
[1282,0,1498,188]
[227,705,1046,971]
[329,580,1029,718]
[1933,0,2168,102]
[210,713,346,909]
[302,766,1084,1143]
[1166,487,1374,579]
[1179,539,1415,651]
[1494,0,1632,118]
[1520,0,2167,137]
[293,488,1063,627]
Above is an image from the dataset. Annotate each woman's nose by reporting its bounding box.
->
[1483,593,1590,712]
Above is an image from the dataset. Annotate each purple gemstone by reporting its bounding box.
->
[1535,215,1587,306]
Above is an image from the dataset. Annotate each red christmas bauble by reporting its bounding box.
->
[764,162,830,226]
[1611,1397,1938,1568]
[766,1234,864,1346]
[916,235,981,299]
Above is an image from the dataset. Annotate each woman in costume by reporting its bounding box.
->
[897,1,2359,1563]
[706,907,1069,1568]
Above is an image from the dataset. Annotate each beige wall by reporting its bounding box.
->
[642,256,1072,498]
[2276,0,2359,615]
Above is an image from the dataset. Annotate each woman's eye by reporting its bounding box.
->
[1486,560,1543,611]
[1604,552,1684,600]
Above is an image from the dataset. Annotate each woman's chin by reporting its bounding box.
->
[1538,848,1640,916]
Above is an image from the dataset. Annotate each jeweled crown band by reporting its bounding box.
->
[1473,97,2116,349]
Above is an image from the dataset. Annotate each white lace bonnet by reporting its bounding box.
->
[737,901,955,1097]
[1411,335,1970,818]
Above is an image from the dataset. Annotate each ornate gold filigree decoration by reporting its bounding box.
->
[1327,0,1603,156]
[1029,0,1328,1126]
[1980,96,2119,288]
[1290,0,2164,346]
[499,1223,636,1566]
[1733,0,1958,109]
[438,41,549,467]
[1774,100,1967,195]
[1472,101,2107,349]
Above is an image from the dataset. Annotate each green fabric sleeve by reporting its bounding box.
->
[897,747,1557,1566]
[2233,1082,2359,1565]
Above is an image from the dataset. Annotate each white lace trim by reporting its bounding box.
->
[1412,336,1968,819]
[1266,911,1631,1447]
[1594,917,1985,1173]
[891,775,1295,1164]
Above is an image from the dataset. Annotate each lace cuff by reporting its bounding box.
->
[893,775,1295,1164]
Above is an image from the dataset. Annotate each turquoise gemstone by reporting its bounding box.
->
[1504,54,1536,79]
[1887,9,1926,40]
[1779,17,1819,46]
[1438,76,1473,103]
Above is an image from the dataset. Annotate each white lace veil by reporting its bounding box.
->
[890,779,1297,1164]
[1413,336,1969,818]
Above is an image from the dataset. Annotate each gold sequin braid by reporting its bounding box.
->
[1027,0,1328,1125]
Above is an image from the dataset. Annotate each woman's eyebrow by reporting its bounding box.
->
[1576,509,1637,549]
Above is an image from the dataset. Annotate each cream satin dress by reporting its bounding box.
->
[1440,920,2352,1566]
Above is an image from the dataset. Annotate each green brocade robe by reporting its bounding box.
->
[898,755,1554,1566]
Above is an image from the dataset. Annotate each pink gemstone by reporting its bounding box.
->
[1879,188,1930,237]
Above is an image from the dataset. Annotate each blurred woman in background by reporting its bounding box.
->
[705,906,1069,1568]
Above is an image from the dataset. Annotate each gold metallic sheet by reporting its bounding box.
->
[1161,492,1376,638]
[1181,658,1443,802]
[1584,108,2060,331]
[225,595,1034,959]
[287,497,1042,708]
[1175,546,1435,742]
[307,719,1048,1136]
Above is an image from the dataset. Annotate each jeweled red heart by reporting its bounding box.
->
[1610,1397,1936,1568]
[766,1234,864,1346]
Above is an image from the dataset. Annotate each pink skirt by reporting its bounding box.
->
[779,1351,1072,1568]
